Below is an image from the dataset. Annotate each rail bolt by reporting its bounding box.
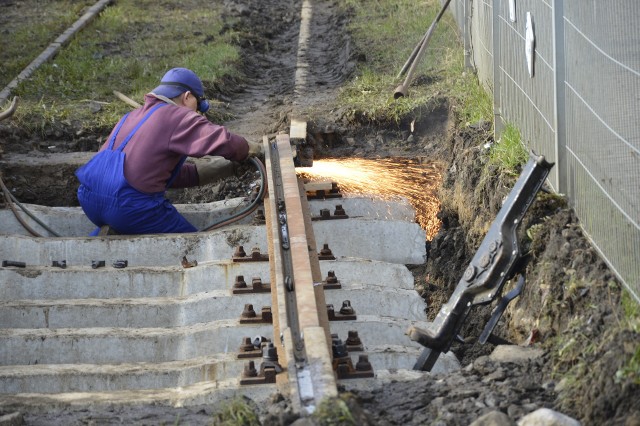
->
[320,244,333,256]
[91,260,105,269]
[355,355,373,372]
[241,304,257,318]
[112,260,128,269]
[234,246,247,258]
[320,208,331,219]
[332,339,349,359]
[346,330,362,346]
[2,260,26,268]
[463,265,476,282]
[263,343,279,362]
[325,271,338,284]
[240,337,255,352]
[260,306,273,322]
[334,205,346,216]
[340,300,355,315]
[253,336,267,348]
[250,247,263,259]
[234,275,247,289]
[243,361,258,378]
[252,277,263,289]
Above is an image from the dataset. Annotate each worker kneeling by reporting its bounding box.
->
[76,67,262,235]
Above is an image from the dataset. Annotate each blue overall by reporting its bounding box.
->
[76,103,197,235]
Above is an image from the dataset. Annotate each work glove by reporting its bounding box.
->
[247,141,264,158]
[194,156,239,186]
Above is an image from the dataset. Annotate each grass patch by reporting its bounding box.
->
[339,0,492,126]
[0,1,96,89]
[617,344,640,385]
[489,122,529,175]
[8,0,242,136]
[312,397,356,426]
[211,397,260,426]
[621,288,640,325]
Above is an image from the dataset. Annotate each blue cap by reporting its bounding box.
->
[152,68,210,113]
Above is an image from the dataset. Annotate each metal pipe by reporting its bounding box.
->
[394,0,452,99]
[396,32,429,80]
[202,154,267,231]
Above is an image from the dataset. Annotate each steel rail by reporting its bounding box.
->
[264,134,336,414]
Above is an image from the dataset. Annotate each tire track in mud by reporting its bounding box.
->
[221,0,354,141]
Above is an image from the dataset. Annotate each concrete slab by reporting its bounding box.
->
[0,285,422,328]
[313,219,426,264]
[0,321,273,365]
[0,346,452,394]
[323,285,426,321]
[0,263,265,301]
[0,170,439,408]
[0,218,424,267]
[0,379,279,412]
[0,258,410,300]
[329,315,423,347]
[0,199,255,237]
[308,196,415,222]
[319,259,415,290]
[0,196,415,237]
[0,355,242,393]
[0,291,273,328]
[0,226,268,267]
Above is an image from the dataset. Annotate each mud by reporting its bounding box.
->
[0,0,638,425]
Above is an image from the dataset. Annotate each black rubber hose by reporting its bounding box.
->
[0,175,60,237]
[201,157,267,231]
[0,157,266,236]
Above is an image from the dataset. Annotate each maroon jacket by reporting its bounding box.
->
[100,95,249,194]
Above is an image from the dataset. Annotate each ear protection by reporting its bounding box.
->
[158,81,210,113]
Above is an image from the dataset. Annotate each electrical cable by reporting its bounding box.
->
[201,156,267,231]
[9,189,62,236]
[0,175,49,237]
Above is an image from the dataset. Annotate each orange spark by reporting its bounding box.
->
[298,158,443,239]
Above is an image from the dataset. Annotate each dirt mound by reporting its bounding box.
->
[359,115,640,426]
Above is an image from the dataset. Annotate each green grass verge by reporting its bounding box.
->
[210,397,260,426]
[339,0,492,126]
[312,397,356,425]
[8,0,242,136]
[489,122,529,174]
[0,1,96,89]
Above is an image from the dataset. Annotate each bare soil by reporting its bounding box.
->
[0,0,638,425]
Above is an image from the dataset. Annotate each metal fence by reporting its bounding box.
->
[445,0,640,303]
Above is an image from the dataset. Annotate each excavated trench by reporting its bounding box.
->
[0,0,454,422]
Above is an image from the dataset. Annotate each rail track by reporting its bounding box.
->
[0,127,459,415]
[0,0,456,418]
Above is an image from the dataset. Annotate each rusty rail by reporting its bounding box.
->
[263,134,337,413]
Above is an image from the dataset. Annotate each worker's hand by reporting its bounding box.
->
[247,141,264,158]
[194,156,239,186]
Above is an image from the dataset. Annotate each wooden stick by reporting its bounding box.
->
[113,90,141,108]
